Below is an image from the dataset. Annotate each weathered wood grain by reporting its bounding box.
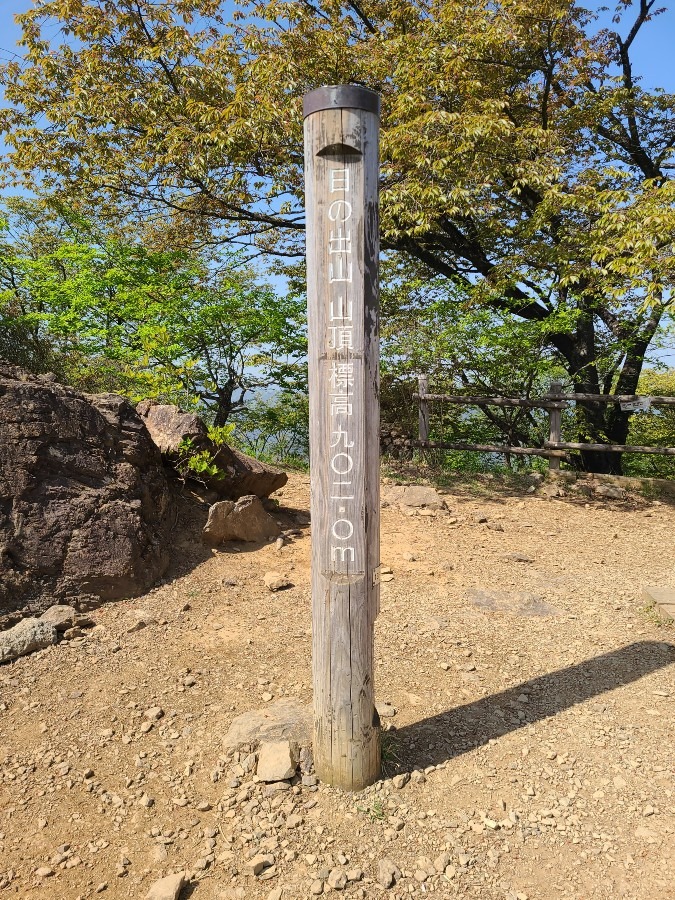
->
[304,87,381,791]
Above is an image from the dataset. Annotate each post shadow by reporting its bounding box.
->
[391,641,675,770]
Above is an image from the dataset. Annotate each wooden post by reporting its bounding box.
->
[418,374,430,444]
[548,380,563,471]
[304,85,381,790]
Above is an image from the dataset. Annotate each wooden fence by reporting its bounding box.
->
[414,376,675,470]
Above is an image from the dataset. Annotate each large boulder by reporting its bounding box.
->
[136,401,287,499]
[0,364,173,624]
[202,495,281,545]
[0,617,57,663]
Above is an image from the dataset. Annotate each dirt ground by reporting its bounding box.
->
[0,471,674,900]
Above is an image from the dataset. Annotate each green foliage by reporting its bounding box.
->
[380,258,566,469]
[175,423,237,483]
[2,2,675,471]
[356,797,385,821]
[623,369,675,478]
[230,391,309,468]
[0,199,306,423]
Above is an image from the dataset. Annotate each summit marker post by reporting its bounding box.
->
[303,85,381,790]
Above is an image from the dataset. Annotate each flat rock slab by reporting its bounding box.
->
[642,585,675,620]
[466,588,560,617]
[223,698,312,749]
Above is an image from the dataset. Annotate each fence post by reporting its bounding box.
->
[303,85,381,791]
[548,380,563,471]
[418,374,430,444]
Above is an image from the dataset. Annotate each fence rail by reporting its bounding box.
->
[414,376,675,469]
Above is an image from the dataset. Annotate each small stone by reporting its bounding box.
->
[299,746,314,774]
[257,740,299,782]
[392,773,410,789]
[95,884,108,894]
[140,721,153,734]
[145,706,164,721]
[126,610,157,633]
[376,702,397,718]
[434,852,452,874]
[145,872,187,900]
[302,774,318,787]
[377,858,401,889]
[328,868,347,890]
[245,856,267,876]
[139,793,154,808]
[63,625,85,639]
[266,889,283,900]
[411,771,426,784]
[35,867,54,878]
[310,880,324,896]
[346,868,363,882]
[263,571,291,592]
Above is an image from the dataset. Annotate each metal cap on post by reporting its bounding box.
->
[304,85,381,791]
[303,85,381,118]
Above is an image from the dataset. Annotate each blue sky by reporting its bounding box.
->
[2,1,675,88]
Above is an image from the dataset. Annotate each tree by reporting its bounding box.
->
[379,258,560,463]
[0,198,306,422]
[623,369,675,478]
[2,0,675,470]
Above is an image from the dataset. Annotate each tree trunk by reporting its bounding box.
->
[567,311,661,474]
[212,386,235,427]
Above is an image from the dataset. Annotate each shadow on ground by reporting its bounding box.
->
[393,641,675,771]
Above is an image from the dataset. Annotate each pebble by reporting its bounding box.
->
[377,858,401,889]
[34,867,54,878]
[392,773,410,789]
[263,571,291,592]
[328,867,347,889]
[145,872,186,900]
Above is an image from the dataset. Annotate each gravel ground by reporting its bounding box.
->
[0,472,673,900]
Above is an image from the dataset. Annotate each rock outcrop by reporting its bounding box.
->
[136,401,287,499]
[0,364,173,623]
